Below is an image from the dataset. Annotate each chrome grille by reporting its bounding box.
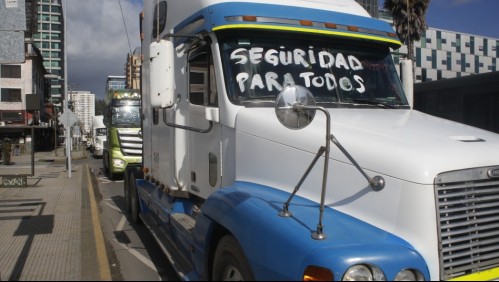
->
[117,129,143,156]
[435,166,499,280]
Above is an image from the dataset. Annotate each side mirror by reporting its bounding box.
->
[275,85,316,130]
[150,40,175,108]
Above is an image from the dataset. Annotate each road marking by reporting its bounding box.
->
[86,165,112,281]
[103,200,123,213]
[116,214,127,232]
[103,199,161,279]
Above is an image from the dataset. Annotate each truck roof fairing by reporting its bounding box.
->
[171,2,401,48]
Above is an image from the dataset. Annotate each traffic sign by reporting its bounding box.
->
[59,111,78,127]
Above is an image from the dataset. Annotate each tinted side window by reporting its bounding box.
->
[188,48,218,107]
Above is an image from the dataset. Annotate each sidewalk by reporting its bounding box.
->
[0,148,111,281]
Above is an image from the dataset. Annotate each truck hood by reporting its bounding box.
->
[236,108,499,184]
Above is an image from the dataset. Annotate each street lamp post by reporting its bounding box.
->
[63,0,71,178]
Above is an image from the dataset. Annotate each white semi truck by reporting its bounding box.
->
[91,115,106,158]
[124,0,499,280]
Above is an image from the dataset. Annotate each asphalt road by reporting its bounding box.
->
[85,155,180,281]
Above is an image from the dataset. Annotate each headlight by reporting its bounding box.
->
[394,269,424,281]
[112,159,126,169]
[342,264,386,281]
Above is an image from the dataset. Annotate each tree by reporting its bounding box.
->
[383,0,430,62]
[95,98,106,115]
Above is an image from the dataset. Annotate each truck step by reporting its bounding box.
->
[171,213,196,232]
[141,213,195,279]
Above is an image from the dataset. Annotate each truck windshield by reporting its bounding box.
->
[219,32,408,108]
[111,106,141,127]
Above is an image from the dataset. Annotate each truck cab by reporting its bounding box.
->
[103,89,143,180]
[126,0,499,280]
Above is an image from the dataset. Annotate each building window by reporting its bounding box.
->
[1,89,22,102]
[51,24,61,31]
[0,111,24,122]
[426,38,432,44]
[465,42,471,47]
[442,39,447,44]
[479,46,484,51]
[426,56,432,61]
[1,65,21,78]
[51,5,61,13]
[451,42,456,47]
[442,60,447,65]
[456,60,461,65]
[493,46,497,51]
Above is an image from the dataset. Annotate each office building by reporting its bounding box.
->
[356,0,379,18]
[105,75,126,95]
[379,9,499,83]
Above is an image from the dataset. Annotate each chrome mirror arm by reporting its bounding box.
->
[329,134,385,192]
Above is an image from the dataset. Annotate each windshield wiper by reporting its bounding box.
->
[350,99,397,109]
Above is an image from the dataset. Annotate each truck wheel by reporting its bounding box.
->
[130,173,141,224]
[123,168,131,213]
[212,235,254,281]
[109,170,116,181]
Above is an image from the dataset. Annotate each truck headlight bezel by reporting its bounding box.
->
[342,264,386,281]
[394,269,424,281]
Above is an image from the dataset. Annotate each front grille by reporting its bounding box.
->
[435,166,499,280]
[117,129,142,156]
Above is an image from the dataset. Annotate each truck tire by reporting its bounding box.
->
[212,235,255,281]
[130,173,141,224]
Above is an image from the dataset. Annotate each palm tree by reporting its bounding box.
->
[383,0,430,62]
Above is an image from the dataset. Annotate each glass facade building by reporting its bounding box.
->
[379,9,499,83]
[105,76,127,94]
[355,0,379,18]
[33,0,64,110]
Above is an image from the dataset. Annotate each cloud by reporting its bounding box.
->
[65,0,142,99]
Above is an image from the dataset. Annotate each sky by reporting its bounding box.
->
[65,0,499,100]
[65,0,142,100]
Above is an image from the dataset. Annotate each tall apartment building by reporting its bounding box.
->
[125,47,141,90]
[70,91,95,134]
[33,0,64,111]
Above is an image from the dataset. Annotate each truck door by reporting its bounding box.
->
[187,44,222,198]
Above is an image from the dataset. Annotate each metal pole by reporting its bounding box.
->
[63,0,71,178]
[31,127,35,176]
